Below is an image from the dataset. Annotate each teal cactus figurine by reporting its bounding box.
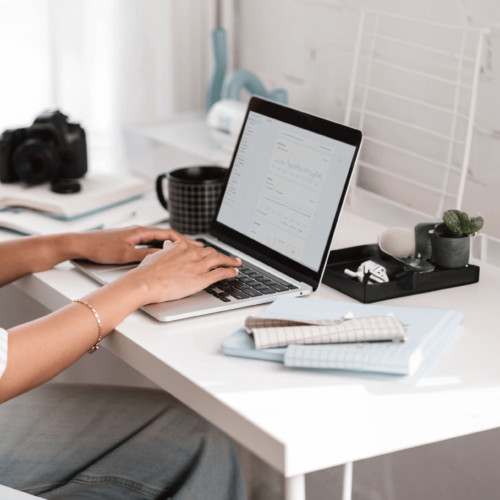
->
[442,210,484,237]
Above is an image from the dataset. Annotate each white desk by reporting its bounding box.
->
[7,210,500,500]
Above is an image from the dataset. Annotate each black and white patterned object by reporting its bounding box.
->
[168,181,224,234]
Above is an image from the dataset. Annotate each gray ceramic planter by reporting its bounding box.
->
[430,223,470,269]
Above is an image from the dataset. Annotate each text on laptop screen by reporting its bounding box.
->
[217,111,357,272]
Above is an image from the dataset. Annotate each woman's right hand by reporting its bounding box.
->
[124,240,241,305]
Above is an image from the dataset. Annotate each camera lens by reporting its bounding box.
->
[13,138,59,185]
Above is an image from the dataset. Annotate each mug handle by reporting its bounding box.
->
[156,174,168,210]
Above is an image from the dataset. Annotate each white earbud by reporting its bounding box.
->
[344,260,389,284]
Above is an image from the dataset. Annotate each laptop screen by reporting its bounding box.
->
[216,111,358,272]
[211,97,362,289]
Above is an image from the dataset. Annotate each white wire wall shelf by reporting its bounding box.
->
[345,10,490,219]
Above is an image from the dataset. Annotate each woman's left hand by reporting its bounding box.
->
[74,226,204,265]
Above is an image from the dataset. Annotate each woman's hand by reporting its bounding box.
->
[0,226,203,288]
[124,240,241,304]
[73,226,203,264]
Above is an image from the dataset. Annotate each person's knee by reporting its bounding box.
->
[201,418,239,461]
[165,399,237,458]
[158,404,245,499]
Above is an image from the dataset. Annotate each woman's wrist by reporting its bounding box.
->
[120,268,152,307]
[79,271,149,337]
[59,232,87,261]
[32,233,81,270]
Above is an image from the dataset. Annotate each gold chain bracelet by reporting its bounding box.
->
[72,299,102,354]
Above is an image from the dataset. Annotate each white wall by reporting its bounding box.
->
[235,0,500,238]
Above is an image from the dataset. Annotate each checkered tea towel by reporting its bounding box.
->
[245,314,406,350]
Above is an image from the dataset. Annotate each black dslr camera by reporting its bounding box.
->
[0,110,87,194]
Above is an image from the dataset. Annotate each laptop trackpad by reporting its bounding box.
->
[98,265,138,283]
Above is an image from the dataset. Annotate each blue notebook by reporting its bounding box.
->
[221,298,463,376]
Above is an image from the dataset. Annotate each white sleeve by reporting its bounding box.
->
[0,328,7,381]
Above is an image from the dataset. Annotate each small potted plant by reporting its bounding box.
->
[430,209,484,269]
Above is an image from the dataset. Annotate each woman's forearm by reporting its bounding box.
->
[0,272,147,404]
[0,226,204,288]
[0,233,82,287]
[0,234,240,404]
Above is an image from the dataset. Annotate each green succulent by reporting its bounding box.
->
[443,209,484,237]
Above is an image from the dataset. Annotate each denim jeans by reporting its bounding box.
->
[0,384,246,500]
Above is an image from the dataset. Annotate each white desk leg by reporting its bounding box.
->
[342,462,353,500]
[285,474,306,500]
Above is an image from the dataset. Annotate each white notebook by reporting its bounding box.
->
[0,174,151,219]
[0,195,168,236]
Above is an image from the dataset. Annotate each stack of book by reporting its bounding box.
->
[222,297,463,376]
[0,174,168,235]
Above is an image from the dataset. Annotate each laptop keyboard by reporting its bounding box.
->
[196,239,298,302]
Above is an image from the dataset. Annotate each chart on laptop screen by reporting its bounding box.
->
[269,132,330,188]
[217,112,356,272]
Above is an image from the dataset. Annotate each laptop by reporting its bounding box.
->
[72,97,362,321]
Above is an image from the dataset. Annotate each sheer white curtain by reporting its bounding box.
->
[0,0,211,174]
[0,0,54,130]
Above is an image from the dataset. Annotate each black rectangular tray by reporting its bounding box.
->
[323,244,480,303]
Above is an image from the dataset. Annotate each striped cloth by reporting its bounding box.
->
[0,328,7,381]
